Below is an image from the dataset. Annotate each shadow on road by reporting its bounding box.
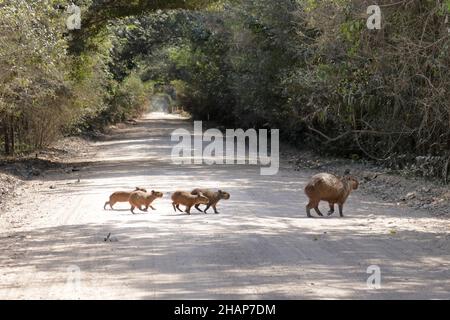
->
[1,113,449,299]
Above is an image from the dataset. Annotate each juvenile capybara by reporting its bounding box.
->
[171,191,209,215]
[104,187,147,210]
[191,189,231,214]
[129,190,164,214]
[304,172,359,218]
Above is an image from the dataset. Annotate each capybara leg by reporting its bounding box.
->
[104,202,109,210]
[131,206,136,214]
[306,203,313,218]
[176,204,184,213]
[328,203,335,216]
[314,207,324,217]
[185,206,192,215]
[213,204,219,214]
[172,202,177,212]
[338,204,344,217]
[150,205,156,211]
[307,200,320,218]
[203,204,211,214]
[194,204,203,213]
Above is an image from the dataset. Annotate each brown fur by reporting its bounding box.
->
[129,190,164,214]
[191,189,231,214]
[104,187,147,210]
[304,173,358,218]
[171,191,209,215]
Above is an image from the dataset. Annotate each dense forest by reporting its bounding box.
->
[1,0,449,181]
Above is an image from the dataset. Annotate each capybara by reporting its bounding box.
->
[104,187,147,210]
[191,189,231,214]
[129,190,164,214]
[304,172,359,218]
[171,191,209,215]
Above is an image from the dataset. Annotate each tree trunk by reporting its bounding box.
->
[4,123,10,155]
[10,122,14,155]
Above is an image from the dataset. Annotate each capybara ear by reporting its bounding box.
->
[151,190,155,194]
[344,169,351,176]
[218,190,223,193]
[135,187,140,191]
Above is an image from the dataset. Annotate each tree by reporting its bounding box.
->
[68,0,227,53]
[0,0,70,154]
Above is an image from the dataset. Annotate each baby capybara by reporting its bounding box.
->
[171,191,209,215]
[191,189,231,214]
[304,172,359,218]
[104,187,147,210]
[129,190,164,214]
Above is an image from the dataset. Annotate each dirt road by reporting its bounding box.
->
[1,113,449,299]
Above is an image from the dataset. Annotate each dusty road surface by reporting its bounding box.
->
[0,113,449,299]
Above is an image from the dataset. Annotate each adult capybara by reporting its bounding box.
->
[104,187,147,210]
[191,189,231,214]
[304,172,358,218]
[129,190,164,214]
[171,191,209,215]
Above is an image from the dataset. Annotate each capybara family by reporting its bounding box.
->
[103,171,360,219]
[171,191,209,215]
[104,187,147,210]
[129,190,164,214]
[304,172,359,218]
[191,189,231,214]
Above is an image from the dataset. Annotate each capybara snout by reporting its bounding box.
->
[218,190,231,200]
[151,190,164,198]
[348,177,359,190]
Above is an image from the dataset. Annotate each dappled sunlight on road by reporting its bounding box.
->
[1,113,449,299]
